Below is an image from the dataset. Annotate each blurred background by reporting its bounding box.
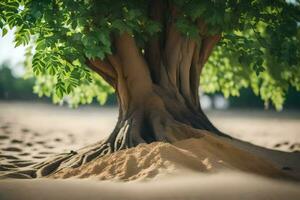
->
[0,29,299,164]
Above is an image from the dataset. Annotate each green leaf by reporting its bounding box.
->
[98,33,110,47]
[14,40,22,47]
[97,92,107,105]
[2,28,8,37]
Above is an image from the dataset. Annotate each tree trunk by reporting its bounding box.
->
[95,32,226,147]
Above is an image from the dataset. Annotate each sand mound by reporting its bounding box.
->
[51,135,284,181]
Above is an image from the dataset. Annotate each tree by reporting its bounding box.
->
[0,62,36,99]
[0,0,299,178]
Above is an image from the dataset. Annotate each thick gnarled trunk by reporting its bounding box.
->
[91,31,224,150]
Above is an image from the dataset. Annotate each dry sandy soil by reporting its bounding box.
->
[0,101,300,200]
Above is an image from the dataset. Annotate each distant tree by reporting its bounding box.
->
[0,0,299,177]
[0,62,35,99]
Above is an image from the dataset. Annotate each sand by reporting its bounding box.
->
[1,173,300,200]
[0,102,300,199]
[51,137,286,181]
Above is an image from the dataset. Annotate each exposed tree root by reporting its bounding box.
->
[0,94,224,179]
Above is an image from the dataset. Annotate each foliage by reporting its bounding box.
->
[0,0,299,109]
[0,62,35,99]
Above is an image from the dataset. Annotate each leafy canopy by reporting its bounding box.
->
[0,0,299,109]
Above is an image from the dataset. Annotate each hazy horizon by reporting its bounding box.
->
[0,29,26,76]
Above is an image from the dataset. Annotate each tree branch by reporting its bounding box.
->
[190,44,201,109]
[179,38,196,108]
[189,33,221,110]
[198,34,221,68]
[163,21,183,88]
[86,59,117,88]
[114,32,153,95]
[89,58,117,80]
[145,0,165,84]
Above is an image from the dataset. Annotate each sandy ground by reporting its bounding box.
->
[1,173,300,200]
[0,101,300,200]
